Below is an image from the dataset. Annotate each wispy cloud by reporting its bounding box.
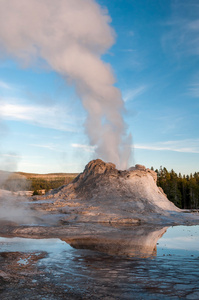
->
[0,97,78,132]
[123,85,147,102]
[0,80,12,90]
[188,79,199,98]
[71,143,95,153]
[30,143,64,152]
[120,49,135,53]
[128,31,134,37]
[1,153,21,158]
[162,1,199,57]
[134,139,199,154]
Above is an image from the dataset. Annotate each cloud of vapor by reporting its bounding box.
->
[0,162,38,225]
[0,0,131,169]
[0,189,37,224]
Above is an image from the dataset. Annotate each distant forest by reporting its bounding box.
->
[0,172,77,196]
[154,167,199,209]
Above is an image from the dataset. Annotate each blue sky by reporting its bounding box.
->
[0,0,199,174]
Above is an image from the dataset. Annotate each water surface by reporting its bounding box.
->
[0,225,199,299]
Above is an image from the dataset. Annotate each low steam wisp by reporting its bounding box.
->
[0,189,37,224]
[0,158,39,224]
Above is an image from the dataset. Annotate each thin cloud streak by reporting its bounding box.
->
[0,80,12,90]
[162,1,199,57]
[30,144,64,153]
[134,139,199,154]
[1,153,21,158]
[163,1,199,100]
[188,81,199,98]
[0,98,78,132]
[120,49,135,53]
[71,143,95,153]
[123,85,147,102]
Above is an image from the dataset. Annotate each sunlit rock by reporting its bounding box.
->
[38,159,185,224]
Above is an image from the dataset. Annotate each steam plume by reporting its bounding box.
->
[0,156,37,224]
[0,0,131,169]
[0,190,37,224]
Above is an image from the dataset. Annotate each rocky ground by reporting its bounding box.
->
[0,250,84,299]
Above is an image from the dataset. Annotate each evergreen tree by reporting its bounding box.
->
[155,167,199,209]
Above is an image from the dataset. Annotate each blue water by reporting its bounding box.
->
[0,225,199,299]
[157,225,199,258]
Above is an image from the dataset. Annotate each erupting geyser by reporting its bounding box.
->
[2,1,197,226]
[38,159,187,225]
[0,0,131,169]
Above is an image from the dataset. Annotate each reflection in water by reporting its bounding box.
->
[158,225,199,257]
[1,225,199,299]
[64,225,168,258]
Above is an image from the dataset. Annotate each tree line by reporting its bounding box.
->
[154,166,199,209]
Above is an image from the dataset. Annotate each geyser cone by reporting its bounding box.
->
[44,159,183,224]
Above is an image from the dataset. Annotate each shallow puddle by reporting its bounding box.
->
[0,237,72,253]
[157,225,199,257]
[0,225,199,299]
